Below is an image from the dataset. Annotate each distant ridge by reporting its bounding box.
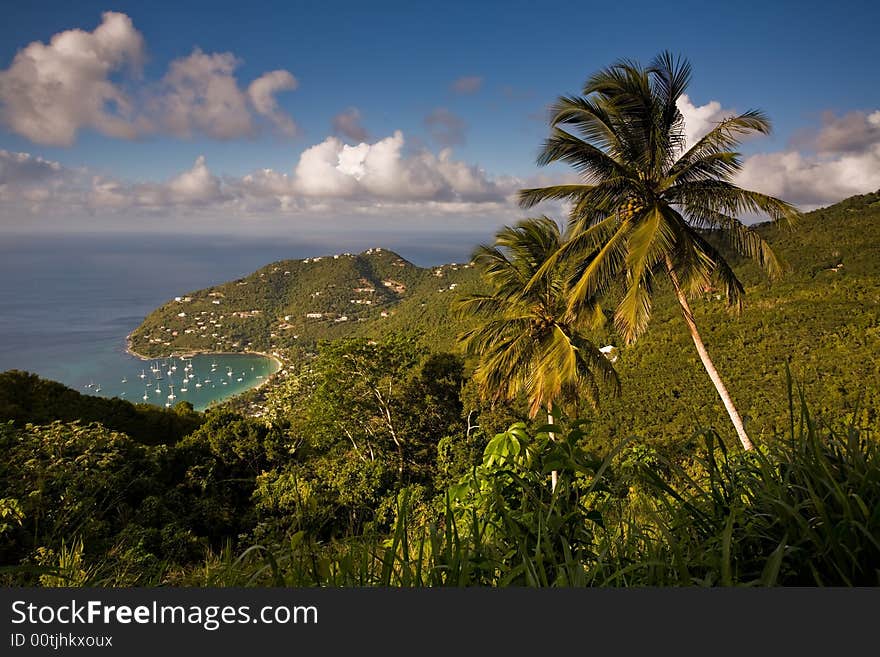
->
[128,247,483,358]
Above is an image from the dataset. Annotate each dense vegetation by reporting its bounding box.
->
[0,370,202,445]
[133,190,880,448]
[2,365,877,586]
[127,247,483,359]
[3,190,878,587]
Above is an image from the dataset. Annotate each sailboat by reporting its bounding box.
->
[167,384,176,401]
[121,377,127,383]
[139,369,146,379]
[143,389,149,401]
[154,383,161,394]
[195,378,202,388]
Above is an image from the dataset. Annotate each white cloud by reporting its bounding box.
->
[1,131,528,222]
[0,150,86,215]
[676,94,734,150]
[0,149,62,185]
[737,144,880,210]
[0,12,145,146]
[736,108,880,209]
[87,155,227,210]
[291,131,505,202]
[157,49,252,139]
[247,70,298,136]
[167,155,225,203]
[804,109,880,154]
[332,107,369,142]
[677,96,880,209]
[0,13,298,144]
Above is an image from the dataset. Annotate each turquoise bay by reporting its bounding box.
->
[0,233,466,412]
[0,234,317,412]
[90,352,279,412]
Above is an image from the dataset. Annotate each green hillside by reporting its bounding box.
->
[131,191,880,446]
[128,247,482,358]
[0,370,202,445]
[587,191,880,447]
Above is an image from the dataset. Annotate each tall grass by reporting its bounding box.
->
[635,373,880,585]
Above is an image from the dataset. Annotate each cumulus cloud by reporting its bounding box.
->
[737,109,880,209]
[801,109,880,154]
[87,155,228,210]
[676,94,736,149]
[167,155,225,203]
[292,131,505,202]
[451,76,483,94]
[0,150,86,214]
[424,108,466,147]
[675,95,880,209]
[0,13,298,144]
[0,12,145,146]
[247,70,298,136]
[1,131,528,222]
[156,50,297,139]
[0,149,62,185]
[155,49,254,139]
[332,107,369,143]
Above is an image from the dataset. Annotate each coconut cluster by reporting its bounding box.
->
[619,198,644,220]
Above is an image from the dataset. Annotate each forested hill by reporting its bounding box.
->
[589,190,880,444]
[130,190,880,444]
[128,246,482,358]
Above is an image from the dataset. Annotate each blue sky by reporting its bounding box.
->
[1,0,879,236]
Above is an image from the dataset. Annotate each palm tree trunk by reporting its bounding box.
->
[548,409,558,492]
[666,260,754,451]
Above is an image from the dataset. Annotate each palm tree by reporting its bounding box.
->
[457,217,620,488]
[518,52,800,451]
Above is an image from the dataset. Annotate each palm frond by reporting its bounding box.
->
[536,128,627,182]
[668,180,801,227]
[459,216,619,416]
[517,184,594,210]
[668,111,770,183]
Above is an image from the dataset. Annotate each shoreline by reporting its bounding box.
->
[125,334,284,398]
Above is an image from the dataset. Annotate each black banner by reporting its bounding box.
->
[1,587,877,655]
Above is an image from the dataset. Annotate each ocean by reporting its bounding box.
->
[0,231,479,411]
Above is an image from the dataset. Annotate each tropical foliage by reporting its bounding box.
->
[518,52,801,450]
[457,217,619,418]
